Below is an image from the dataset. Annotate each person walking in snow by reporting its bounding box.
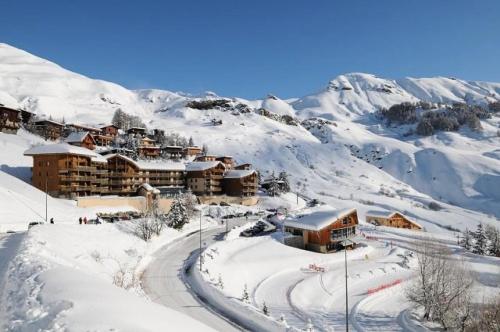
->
[79,217,82,225]
[50,218,54,224]
[83,217,87,224]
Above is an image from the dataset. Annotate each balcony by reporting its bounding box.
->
[60,175,96,182]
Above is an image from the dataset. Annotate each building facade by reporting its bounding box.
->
[186,161,226,196]
[365,211,422,230]
[0,106,21,134]
[222,170,258,197]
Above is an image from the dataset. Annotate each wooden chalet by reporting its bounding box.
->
[234,163,252,170]
[106,154,185,195]
[162,146,184,159]
[65,131,96,150]
[186,161,226,196]
[127,127,146,136]
[183,146,202,157]
[284,207,359,253]
[93,134,114,147]
[223,170,258,197]
[216,156,236,169]
[90,154,109,195]
[24,143,103,198]
[365,211,422,230]
[0,106,21,134]
[34,119,64,140]
[100,124,119,137]
[67,123,102,135]
[137,137,161,159]
[194,155,217,162]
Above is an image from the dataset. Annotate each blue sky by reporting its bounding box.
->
[2,1,499,99]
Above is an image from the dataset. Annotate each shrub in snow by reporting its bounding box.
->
[134,218,155,242]
[406,240,473,330]
[167,195,189,230]
[217,274,224,289]
[459,228,473,251]
[241,284,250,303]
[416,118,434,136]
[262,302,269,316]
[427,201,442,211]
[380,102,417,124]
[467,295,500,331]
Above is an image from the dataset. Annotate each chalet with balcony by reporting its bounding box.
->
[0,106,21,134]
[162,146,184,159]
[194,155,217,162]
[186,161,225,196]
[234,163,252,170]
[365,211,422,230]
[33,119,64,140]
[100,124,119,137]
[106,154,185,195]
[65,131,96,150]
[216,156,236,169]
[67,123,102,135]
[127,127,146,136]
[24,143,101,198]
[183,146,202,157]
[93,134,114,147]
[284,207,359,253]
[223,169,258,197]
[137,137,161,159]
[91,154,109,195]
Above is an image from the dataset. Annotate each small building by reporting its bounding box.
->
[223,169,258,197]
[186,161,226,196]
[65,131,96,150]
[284,207,359,253]
[216,156,236,169]
[67,123,102,135]
[162,146,184,159]
[183,146,202,157]
[33,119,65,140]
[365,211,422,230]
[100,124,119,137]
[20,109,35,126]
[234,163,252,170]
[138,137,161,159]
[194,155,217,162]
[93,134,114,147]
[127,127,146,136]
[0,106,21,134]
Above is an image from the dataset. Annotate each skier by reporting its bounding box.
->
[50,218,54,224]
[79,217,82,225]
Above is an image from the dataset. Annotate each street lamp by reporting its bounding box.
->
[194,206,204,271]
[341,238,355,332]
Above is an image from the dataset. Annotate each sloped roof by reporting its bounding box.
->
[65,131,95,144]
[106,154,186,171]
[24,143,98,158]
[284,206,357,231]
[91,154,108,163]
[365,210,422,228]
[186,161,224,171]
[139,183,160,194]
[34,119,64,126]
[224,169,256,179]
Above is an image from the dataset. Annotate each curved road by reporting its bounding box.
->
[142,219,251,332]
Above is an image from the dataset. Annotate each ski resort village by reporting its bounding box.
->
[0,26,500,332]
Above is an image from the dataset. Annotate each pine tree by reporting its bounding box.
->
[202,143,208,155]
[241,284,249,302]
[472,223,487,255]
[167,195,189,230]
[267,172,279,197]
[217,274,224,289]
[278,171,291,193]
[188,136,194,147]
[459,228,472,251]
[262,302,269,316]
[485,224,500,257]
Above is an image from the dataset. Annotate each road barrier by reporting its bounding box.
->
[367,278,402,295]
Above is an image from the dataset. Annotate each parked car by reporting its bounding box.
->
[28,221,44,229]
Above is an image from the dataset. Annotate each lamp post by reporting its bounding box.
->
[341,238,354,332]
[45,175,48,222]
[199,207,202,271]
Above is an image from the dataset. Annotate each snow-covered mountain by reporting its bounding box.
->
[0,42,499,229]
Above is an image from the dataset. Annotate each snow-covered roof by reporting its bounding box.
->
[100,124,118,129]
[164,145,183,149]
[68,123,101,131]
[34,119,64,126]
[106,154,186,171]
[91,154,108,163]
[224,169,256,179]
[365,210,422,228]
[139,183,160,194]
[24,143,98,158]
[65,131,94,143]
[284,206,357,231]
[186,161,224,171]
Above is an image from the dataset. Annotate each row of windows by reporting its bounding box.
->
[331,226,356,240]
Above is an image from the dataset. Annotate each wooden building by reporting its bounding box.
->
[186,161,226,196]
[65,131,96,150]
[90,154,109,195]
[194,155,217,162]
[33,120,64,140]
[365,211,422,230]
[127,127,146,136]
[223,170,258,197]
[100,124,119,137]
[137,137,161,159]
[0,106,21,134]
[106,154,185,195]
[183,146,202,157]
[93,134,114,147]
[67,123,102,135]
[234,163,252,170]
[216,156,236,169]
[24,143,102,198]
[284,207,359,253]
[162,146,184,159]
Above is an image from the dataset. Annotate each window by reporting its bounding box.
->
[331,226,356,240]
[342,217,349,225]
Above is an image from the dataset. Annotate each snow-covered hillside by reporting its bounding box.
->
[0,42,499,231]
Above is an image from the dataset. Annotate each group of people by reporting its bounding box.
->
[79,217,88,224]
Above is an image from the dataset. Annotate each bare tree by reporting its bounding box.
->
[134,217,155,241]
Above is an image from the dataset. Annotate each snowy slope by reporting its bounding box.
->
[0,43,498,230]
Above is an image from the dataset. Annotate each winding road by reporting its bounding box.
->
[142,218,253,332]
